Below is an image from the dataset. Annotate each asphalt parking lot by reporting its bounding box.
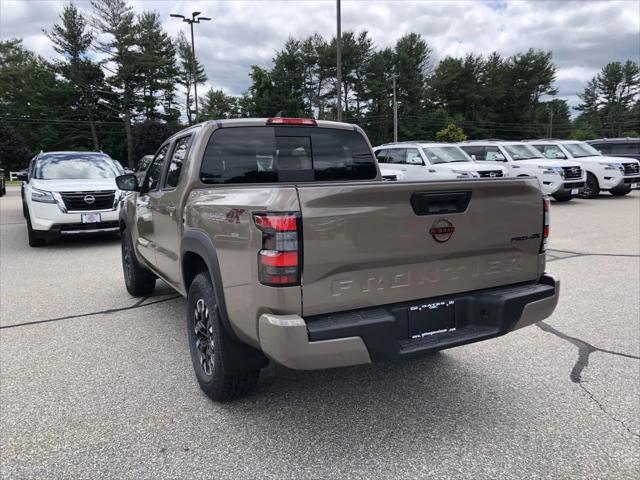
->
[1,185,638,479]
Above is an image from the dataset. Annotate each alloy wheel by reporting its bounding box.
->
[194,298,215,376]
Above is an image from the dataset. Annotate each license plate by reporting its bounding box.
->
[632,183,638,189]
[81,213,101,223]
[571,188,579,195]
[408,300,456,339]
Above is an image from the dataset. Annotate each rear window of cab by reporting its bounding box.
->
[200,126,377,183]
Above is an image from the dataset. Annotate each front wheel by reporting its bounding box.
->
[578,173,600,199]
[610,186,631,196]
[121,229,156,296]
[187,272,261,401]
[552,194,573,202]
[26,213,45,247]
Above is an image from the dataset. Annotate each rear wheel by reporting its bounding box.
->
[121,228,156,296]
[187,272,261,401]
[579,173,599,199]
[610,186,631,196]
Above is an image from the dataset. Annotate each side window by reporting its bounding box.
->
[405,148,423,165]
[144,145,169,192]
[385,149,406,164]
[164,135,191,189]
[611,143,638,155]
[592,143,610,154]
[484,147,504,161]
[537,145,565,159]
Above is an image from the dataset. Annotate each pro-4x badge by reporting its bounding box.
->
[429,218,455,243]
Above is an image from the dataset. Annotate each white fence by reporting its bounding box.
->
[9,171,22,181]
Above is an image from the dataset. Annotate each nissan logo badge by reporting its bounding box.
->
[84,195,95,205]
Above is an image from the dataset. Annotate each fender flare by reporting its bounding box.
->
[180,229,236,341]
[181,229,269,372]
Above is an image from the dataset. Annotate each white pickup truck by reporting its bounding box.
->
[373,142,508,181]
[526,140,640,198]
[459,141,585,201]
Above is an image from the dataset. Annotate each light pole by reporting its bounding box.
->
[336,0,342,122]
[391,74,398,143]
[170,11,211,122]
[548,103,554,138]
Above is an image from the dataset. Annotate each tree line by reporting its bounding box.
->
[1,0,638,170]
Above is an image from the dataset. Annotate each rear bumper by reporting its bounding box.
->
[258,274,559,370]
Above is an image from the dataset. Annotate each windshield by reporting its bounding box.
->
[563,142,601,158]
[35,153,123,180]
[503,144,544,160]
[422,146,471,164]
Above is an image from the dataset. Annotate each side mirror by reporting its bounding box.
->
[116,173,138,191]
[16,172,28,181]
[495,154,506,162]
[470,154,477,161]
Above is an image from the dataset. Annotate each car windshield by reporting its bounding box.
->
[563,142,601,158]
[35,153,123,180]
[422,146,470,164]
[503,144,544,160]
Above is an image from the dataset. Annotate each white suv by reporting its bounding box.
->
[20,151,126,247]
[373,142,508,181]
[459,141,585,201]
[527,140,640,198]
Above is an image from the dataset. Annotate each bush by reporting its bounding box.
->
[435,124,467,142]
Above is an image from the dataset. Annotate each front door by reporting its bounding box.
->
[136,144,169,266]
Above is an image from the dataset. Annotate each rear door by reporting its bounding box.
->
[298,179,543,316]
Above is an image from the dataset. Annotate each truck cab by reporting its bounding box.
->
[458,141,585,201]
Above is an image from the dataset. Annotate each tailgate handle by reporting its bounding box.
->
[410,191,471,215]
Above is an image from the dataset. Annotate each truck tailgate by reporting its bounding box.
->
[298,179,544,316]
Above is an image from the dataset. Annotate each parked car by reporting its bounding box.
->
[458,141,585,201]
[526,140,640,198]
[373,142,508,180]
[116,117,558,401]
[19,151,126,246]
[587,138,640,161]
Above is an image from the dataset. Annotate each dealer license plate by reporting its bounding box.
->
[81,213,101,223]
[631,183,638,189]
[408,300,456,339]
[571,188,579,195]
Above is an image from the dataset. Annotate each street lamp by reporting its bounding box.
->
[170,11,211,122]
[336,0,342,122]
[391,74,398,143]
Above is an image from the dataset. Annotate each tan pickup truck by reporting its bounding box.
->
[115,118,559,401]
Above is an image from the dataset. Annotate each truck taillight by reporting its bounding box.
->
[254,213,301,286]
[541,197,550,252]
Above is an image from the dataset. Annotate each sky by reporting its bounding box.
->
[1,0,639,112]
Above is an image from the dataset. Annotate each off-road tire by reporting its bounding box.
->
[121,228,156,296]
[609,186,631,196]
[187,272,260,401]
[579,173,600,199]
[26,214,45,247]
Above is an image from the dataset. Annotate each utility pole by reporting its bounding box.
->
[336,0,342,122]
[171,11,211,123]
[392,74,398,143]
[548,103,554,138]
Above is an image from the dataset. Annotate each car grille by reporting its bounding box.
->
[59,221,119,232]
[563,181,585,189]
[562,166,583,180]
[478,170,504,178]
[623,163,640,175]
[60,190,115,211]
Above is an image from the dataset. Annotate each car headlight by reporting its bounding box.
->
[452,170,478,178]
[31,188,56,204]
[602,163,624,172]
[538,166,564,177]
